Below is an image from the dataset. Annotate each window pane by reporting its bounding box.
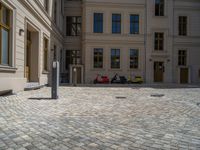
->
[130,15,139,34]
[178,50,187,66]
[94,48,103,68]
[130,49,139,69]
[66,16,81,36]
[94,13,103,33]
[155,0,164,16]
[111,49,120,68]
[112,14,121,34]
[2,7,9,26]
[1,28,9,65]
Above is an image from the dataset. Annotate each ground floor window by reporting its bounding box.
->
[65,50,81,70]
[63,50,81,83]
[0,3,12,66]
[94,48,103,68]
[111,49,120,69]
[154,32,164,51]
[130,49,139,69]
[43,37,48,71]
[178,50,187,66]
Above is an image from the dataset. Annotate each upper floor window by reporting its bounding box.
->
[44,0,49,13]
[0,3,12,66]
[93,13,103,33]
[154,32,164,51]
[178,50,187,66]
[94,48,103,68]
[179,16,187,36]
[111,49,120,69]
[54,1,57,24]
[112,14,121,34]
[130,49,139,69]
[130,14,139,34]
[66,16,81,36]
[155,0,164,16]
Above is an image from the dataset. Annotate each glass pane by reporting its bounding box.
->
[1,28,9,65]
[77,17,82,23]
[2,7,9,26]
[111,49,115,56]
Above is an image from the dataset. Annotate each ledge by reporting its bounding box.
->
[42,70,49,74]
[0,66,17,72]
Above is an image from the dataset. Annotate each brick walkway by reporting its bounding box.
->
[0,86,200,150]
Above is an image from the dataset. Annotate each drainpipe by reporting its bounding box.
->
[144,0,147,83]
[172,0,175,83]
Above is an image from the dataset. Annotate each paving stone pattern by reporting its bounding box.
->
[0,86,200,150]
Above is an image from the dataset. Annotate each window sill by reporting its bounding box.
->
[128,68,140,71]
[91,68,106,71]
[153,15,168,18]
[0,66,17,72]
[108,69,122,71]
[42,70,49,74]
[152,50,167,53]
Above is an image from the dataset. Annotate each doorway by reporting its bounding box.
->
[180,68,189,84]
[25,24,39,82]
[25,30,31,81]
[154,61,164,82]
[70,65,83,84]
[72,67,82,84]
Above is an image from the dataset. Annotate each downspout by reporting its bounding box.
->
[144,0,147,83]
[172,0,175,83]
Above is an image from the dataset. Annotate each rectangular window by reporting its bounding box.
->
[178,50,187,66]
[155,0,164,16]
[43,37,48,71]
[199,69,200,78]
[94,48,103,68]
[93,13,103,33]
[0,3,11,66]
[130,15,139,34]
[112,14,121,34]
[65,50,81,70]
[130,49,139,69]
[66,16,81,36]
[111,49,120,69]
[44,0,49,12]
[155,32,164,51]
[179,16,187,36]
[54,1,57,24]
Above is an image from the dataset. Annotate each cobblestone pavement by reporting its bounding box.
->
[0,86,200,150]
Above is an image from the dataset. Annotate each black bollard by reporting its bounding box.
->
[52,61,59,99]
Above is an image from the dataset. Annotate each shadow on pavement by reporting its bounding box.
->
[28,97,53,100]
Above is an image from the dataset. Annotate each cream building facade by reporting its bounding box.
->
[62,0,200,84]
[0,0,63,93]
[0,0,200,93]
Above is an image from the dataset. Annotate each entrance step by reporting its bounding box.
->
[24,82,44,91]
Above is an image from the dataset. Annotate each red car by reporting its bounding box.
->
[93,74,110,84]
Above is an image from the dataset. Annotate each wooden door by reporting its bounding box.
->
[76,67,82,84]
[154,62,164,82]
[180,68,188,84]
[72,67,82,84]
[25,30,31,81]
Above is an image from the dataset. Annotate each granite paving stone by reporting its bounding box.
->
[0,86,200,149]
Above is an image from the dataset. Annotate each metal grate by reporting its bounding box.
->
[116,96,127,99]
[151,94,165,97]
